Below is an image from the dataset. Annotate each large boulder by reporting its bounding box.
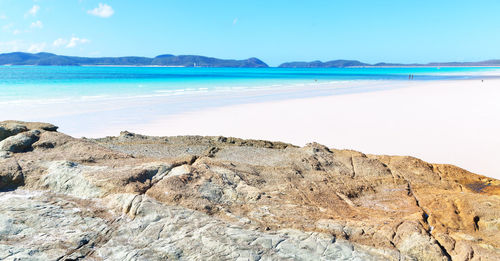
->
[0,130,41,153]
[0,124,27,141]
[0,159,24,190]
[0,121,57,141]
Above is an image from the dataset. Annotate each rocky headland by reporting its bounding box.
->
[0,121,499,260]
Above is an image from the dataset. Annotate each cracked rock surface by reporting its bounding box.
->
[0,121,499,260]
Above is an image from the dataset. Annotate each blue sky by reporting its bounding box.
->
[1,0,500,66]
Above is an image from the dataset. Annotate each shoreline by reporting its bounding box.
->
[126,78,500,179]
[2,78,499,179]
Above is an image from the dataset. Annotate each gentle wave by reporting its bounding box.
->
[1,66,499,105]
[0,80,372,105]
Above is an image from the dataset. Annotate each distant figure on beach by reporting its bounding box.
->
[412,74,414,80]
[409,74,411,80]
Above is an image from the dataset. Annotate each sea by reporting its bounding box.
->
[1,66,498,105]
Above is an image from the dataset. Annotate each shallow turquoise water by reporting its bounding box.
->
[0,66,498,103]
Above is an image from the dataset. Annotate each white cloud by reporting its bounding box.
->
[53,38,67,47]
[87,3,114,18]
[0,40,48,53]
[30,20,43,29]
[26,5,40,17]
[66,37,90,48]
[0,14,7,20]
[233,18,238,25]
[27,42,46,53]
[1,23,22,35]
[53,37,90,48]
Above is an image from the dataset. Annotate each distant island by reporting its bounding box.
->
[1,52,500,67]
[0,52,268,68]
[278,59,500,68]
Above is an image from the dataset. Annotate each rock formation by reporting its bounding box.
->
[0,121,498,260]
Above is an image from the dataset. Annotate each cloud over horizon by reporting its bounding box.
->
[28,42,46,53]
[87,3,114,18]
[0,40,47,53]
[52,38,67,48]
[53,37,90,49]
[67,37,90,48]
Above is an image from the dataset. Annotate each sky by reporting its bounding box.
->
[1,0,500,66]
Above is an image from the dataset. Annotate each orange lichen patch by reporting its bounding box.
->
[470,178,500,195]
[466,182,493,193]
[482,183,500,194]
[430,164,500,195]
[466,182,500,194]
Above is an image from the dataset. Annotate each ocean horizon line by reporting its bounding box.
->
[2,51,500,68]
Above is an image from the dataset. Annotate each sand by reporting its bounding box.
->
[128,79,500,179]
[3,78,499,179]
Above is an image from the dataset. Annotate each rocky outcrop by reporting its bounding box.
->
[0,121,499,260]
[0,121,57,141]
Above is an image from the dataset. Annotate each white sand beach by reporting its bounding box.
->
[3,79,499,179]
[127,79,500,179]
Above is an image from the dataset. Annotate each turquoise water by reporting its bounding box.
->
[0,66,498,103]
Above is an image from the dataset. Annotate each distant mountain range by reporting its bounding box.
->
[278,59,500,68]
[0,52,499,68]
[278,60,367,68]
[0,52,268,68]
